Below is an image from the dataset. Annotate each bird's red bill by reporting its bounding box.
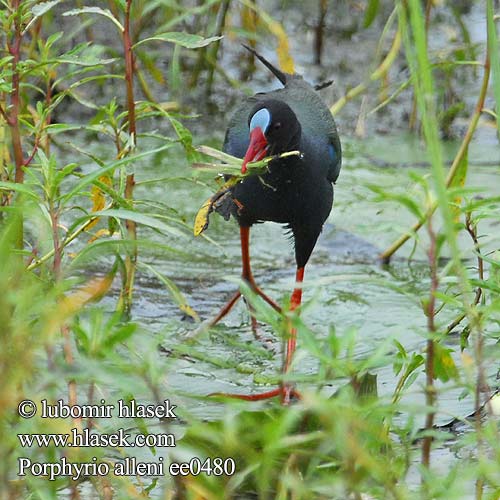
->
[242,127,268,174]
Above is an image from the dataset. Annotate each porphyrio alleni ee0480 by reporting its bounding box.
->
[208,46,341,404]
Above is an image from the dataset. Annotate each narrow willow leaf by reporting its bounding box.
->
[487,0,500,134]
[363,0,380,28]
[367,184,424,220]
[166,115,199,163]
[196,145,242,164]
[44,268,117,336]
[139,262,199,322]
[57,56,117,66]
[241,4,259,35]
[239,0,294,72]
[406,0,463,270]
[136,50,165,85]
[69,238,180,269]
[87,228,112,244]
[32,0,63,17]
[62,7,124,32]
[168,44,182,92]
[449,147,468,222]
[0,181,40,200]
[60,144,173,204]
[102,322,137,351]
[159,0,219,31]
[92,209,186,238]
[25,0,64,33]
[134,33,223,49]
[194,146,301,176]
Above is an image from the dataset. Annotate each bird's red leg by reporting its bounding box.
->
[211,266,304,403]
[209,227,280,329]
[240,227,281,313]
[208,290,241,326]
[208,229,305,404]
[281,266,305,405]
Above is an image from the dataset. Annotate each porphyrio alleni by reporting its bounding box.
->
[209,46,341,404]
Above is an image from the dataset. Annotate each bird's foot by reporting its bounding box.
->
[250,282,281,313]
[281,384,301,405]
[209,385,300,405]
[208,290,242,327]
[249,314,276,352]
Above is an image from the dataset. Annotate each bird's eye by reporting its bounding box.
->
[273,122,282,130]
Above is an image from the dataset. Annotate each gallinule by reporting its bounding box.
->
[210,46,341,404]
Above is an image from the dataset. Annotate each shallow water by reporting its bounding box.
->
[80,128,488,499]
[120,131,500,421]
[55,3,500,492]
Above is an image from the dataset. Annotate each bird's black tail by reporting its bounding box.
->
[242,44,289,86]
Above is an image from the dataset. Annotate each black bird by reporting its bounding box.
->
[210,46,341,404]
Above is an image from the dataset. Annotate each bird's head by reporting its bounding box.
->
[241,100,301,174]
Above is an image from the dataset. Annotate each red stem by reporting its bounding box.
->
[123,0,136,142]
[119,0,138,314]
[8,0,25,183]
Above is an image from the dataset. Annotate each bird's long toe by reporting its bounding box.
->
[208,290,242,327]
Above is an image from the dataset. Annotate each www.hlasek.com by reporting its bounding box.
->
[17,398,235,481]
